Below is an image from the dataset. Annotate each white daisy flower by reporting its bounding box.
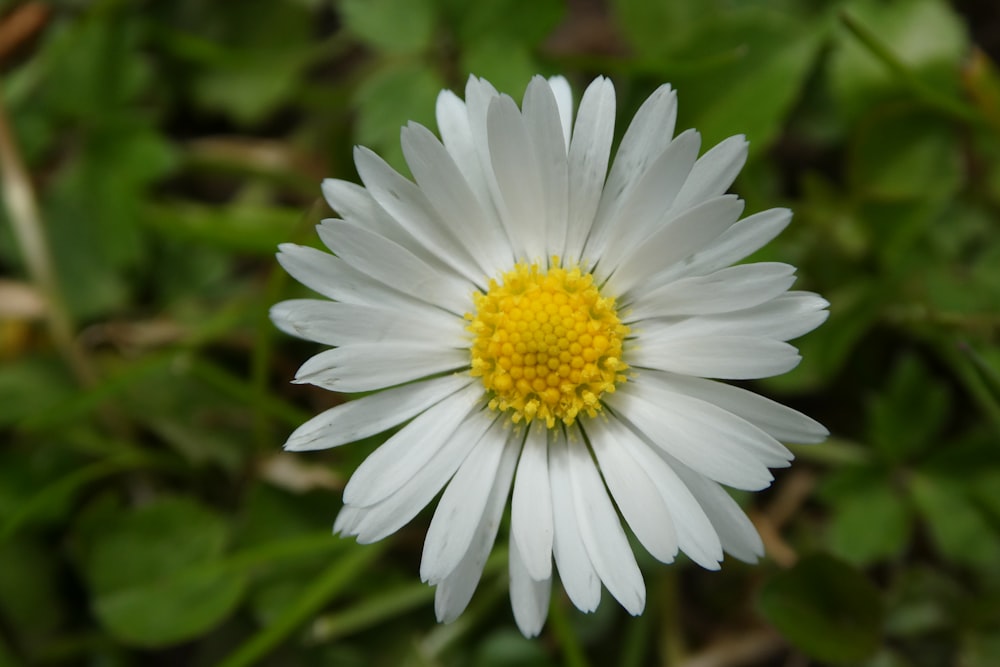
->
[272,74,829,637]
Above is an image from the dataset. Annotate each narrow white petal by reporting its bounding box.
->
[646,292,830,342]
[509,530,552,638]
[354,145,482,283]
[567,431,645,615]
[436,89,496,214]
[664,208,792,283]
[627,376,793,468]
[487,94,547,261]
[640,370,829,444]
[401,123,512,276]
[523,76,570,260]
[277,244,416,311]
[606,381,777,490]
[511,424,554,581]
[435,427,521,623]
[321,178,424,256]
[673,464,765,563]
[421,417,509,583]
[271,299,463,348]
[342,409,495,543]
[586,417,678,563]
[294,343,468,393]
[588,129,701,268]
[548,431,601,612]
[625,263,797,321]
[564,76,615,263]
[464,76,506,228]
[615,428,724,569]
[588,85,677,256]
[672,134,749,212]
[629,335,801,380]
[547,75,573,148]
[283,374,473,451]
[342,383,482,507]
[586,419,677,563]
[606,195,744,297]
[316,220,472,315]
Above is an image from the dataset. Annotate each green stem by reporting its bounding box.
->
[214,542,386,667]
[839,10,981,125]
[309,580,435,643]
[0,90,94,388]
[548,596,591,667]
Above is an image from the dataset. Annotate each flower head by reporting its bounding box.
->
[272,75,829,637]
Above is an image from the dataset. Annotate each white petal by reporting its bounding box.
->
[271,299,462,348]
[605,195,744,298]
[294,343,468,393]
[421,417,508,583]
[606,381,778,490]
[614,428,724,569]
[436,88,496,213]
[316,220,472,315]
[276,244,415,311]
[354,145,482,283]
[671,134,749,212]
[672,464,764,563]
[567,429,645,615]
[401,123,512,276]
[564,76,615,262]
[628,376,793,468]
[511,424,554,581]
[342,383,482,507]
[509,530,552,637]
[646,292,830,342]
[586,417,678,563]
[588,129,701,269]
[628,334,801,380]
[523,76,570,260]
[321,178,425,257]
[487,94,547,261]
[341,408,495,543]
[664,207,792,283]
[283,374,474,451]
[624,263,797,321]
[640,370,829,444]
[548,431,601,612]
[588,85,677,258]
[435,427,521,623]
[547,75,573,148]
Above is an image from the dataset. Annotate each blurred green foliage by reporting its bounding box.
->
[1,0,999,665]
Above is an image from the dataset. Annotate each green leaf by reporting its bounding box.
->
[666,10,826,156]
[460,40,539,100]
[78,496,246,647]
[758,554,883,663]
[353,62,445,172]
[340,0,436,54]
[910,473,1000,570]
[444,0,565,48]
[827,483,912,565]
[831,0,969,121]
[868,355,950,463]
[144,200,304,254]
[850,105,962,202]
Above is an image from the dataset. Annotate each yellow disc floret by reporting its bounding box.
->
[467,258,629,428]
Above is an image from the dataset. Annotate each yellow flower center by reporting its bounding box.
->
[467,259,629,428]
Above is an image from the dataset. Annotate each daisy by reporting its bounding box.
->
[272,75,829,637]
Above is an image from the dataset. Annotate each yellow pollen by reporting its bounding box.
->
[467,258,629,428]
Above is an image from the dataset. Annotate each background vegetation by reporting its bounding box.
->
[1,0,999,665]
